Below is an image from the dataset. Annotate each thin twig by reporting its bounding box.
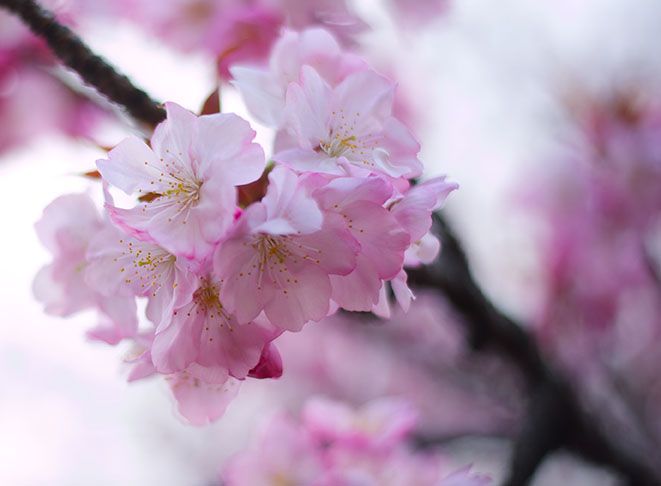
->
[0,0,166,127]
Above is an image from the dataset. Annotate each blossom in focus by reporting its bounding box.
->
[275,66,423,178]
[311,175,410,312]
[125,335,243,426]
[214,167,359,330]
[151,273,281,377]
[84,222,194,326]
[97,102,265,260]
[391,177,459,266]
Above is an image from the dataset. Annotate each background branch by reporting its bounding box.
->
[408,213,661,485]
[0,0,166,127]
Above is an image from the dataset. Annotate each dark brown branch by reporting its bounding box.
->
[408,213,660,486]
[0,0,166,127]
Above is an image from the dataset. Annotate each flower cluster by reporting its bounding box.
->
[117,0,367,78]
[34,28,456,424]
[222,397,491,485]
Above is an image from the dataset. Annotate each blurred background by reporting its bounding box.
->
[1,0,660,484]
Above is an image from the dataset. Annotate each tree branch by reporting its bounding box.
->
[407,213,660,486]
[3,1,657,483]
[0,0,166,127]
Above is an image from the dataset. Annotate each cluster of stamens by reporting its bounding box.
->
[190,277,233,339]
[317,109,378,169]
[117,240,175,296]
[141,151,203,224]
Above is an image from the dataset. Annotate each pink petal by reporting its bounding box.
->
[96,137,161,195]
[167,366,240,426]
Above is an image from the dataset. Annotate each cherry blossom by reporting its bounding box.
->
[33,193,138,343]
[303,397,418,450]
[311,175,410,311]
[275,65,423,178]
[221,397,491,485]
[223,414,326,486]
[125,338,243,426]
[97,102,265,260]
[151,273,281,377]
[85,222,195,326]
[214,167,359,331]
[231,27,367,128]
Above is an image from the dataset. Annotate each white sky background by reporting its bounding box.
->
[0,0,660,484]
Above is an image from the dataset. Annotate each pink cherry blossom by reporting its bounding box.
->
[34,193,104,316]
[391,177,458,265]
[33,193,138,342]
[166,364,242,426]
[231,27,367,128]
[279,0,368,46]
[214,167,359,331]
[151,273,280,378]
[303,397,418,450]
[97,102,265,261]
[85,222,195,326]
[275,66,423,178]
[387,0,449,28]
[311,176,410,311]
[223,414,326,486]
[221,397,491,485]
[116,0,282,78]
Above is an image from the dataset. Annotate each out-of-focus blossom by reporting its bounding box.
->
[276,292,520,438]
[33,193,138,343]
[223,414,326,485]
[115,0,366,80]
[525,87,661,460]
[231,27,366,127]
[303,396,418,450]
[387,0,449,28]
[278,0,367,46]
[0,10,103,155]
[97,102,265,260]
[222,397,491,485]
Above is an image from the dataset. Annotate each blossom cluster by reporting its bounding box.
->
[34,27,456,424]
[534,90,661,356]
[116,0,367,78]
[222,397,491,485]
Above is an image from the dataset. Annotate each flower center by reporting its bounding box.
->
[320,134,358,158]
[119,240,176,296]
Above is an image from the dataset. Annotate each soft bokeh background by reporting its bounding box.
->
[1,0,659,484]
